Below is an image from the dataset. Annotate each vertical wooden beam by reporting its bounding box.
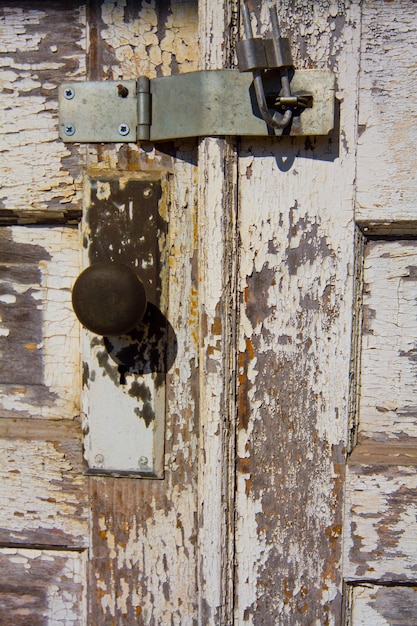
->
[234,1,362,623]
[197,1,239,623]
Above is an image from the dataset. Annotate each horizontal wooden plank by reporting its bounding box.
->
[349,442,417,467]
[0,226,80,419]
[0,419,88,548]
[0,1,84,218]
[356,1,417,222]
[359,240,417,442]
[344,462,417,581]
[0,547,86,626]
[0,208,82,226]
[349,584,417,625]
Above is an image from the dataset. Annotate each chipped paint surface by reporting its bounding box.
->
[99,0,198,78]
[234,1,360,623]
[349,585,417,625]
[356,1,417,224]
[0,547,86,625]
[82,3,201,623]
[344,458,417,582]
[2,0,417,624]
[343,3,417,623]
[0,227,80,419]
[0,419,88,547]
[0,2,85,219]
[359,240,417,442]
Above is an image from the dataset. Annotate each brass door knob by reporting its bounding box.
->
[72,262,147,336]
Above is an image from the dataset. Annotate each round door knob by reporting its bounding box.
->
[72,262,147,336]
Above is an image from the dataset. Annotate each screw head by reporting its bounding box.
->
[64,87,75,100]
[94,454,104,466]
[118,123,130,136]
[64,123,75,136]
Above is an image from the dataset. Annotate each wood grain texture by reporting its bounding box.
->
[359,240,417,442]
[0,226,80,420]
[0,419,88,548]
[0,547,86,626]
[196,1,238,624]
[356,0,417,225]
[234,1,360,623]
[0,1,85,222]
[348,585,417,626]
[344,458,417,582]
[82,3,201,624]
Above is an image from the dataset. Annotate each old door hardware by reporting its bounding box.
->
[72,262,147,336]
[236,2,313,131]
[59,16,335,144]
[59,68,334,142]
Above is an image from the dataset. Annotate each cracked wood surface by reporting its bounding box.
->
[82,2,201,624]
[343,3,417,624]
[0,548,86,626]
[359,240,417,443]
[2,1,417,624]
[356,0,417,229]
[235,1,359,623]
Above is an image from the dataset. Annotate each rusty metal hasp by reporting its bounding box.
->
[59,6,335,143]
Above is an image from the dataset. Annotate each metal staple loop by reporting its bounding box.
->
[240,0,293,131]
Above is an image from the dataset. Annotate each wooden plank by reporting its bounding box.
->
[234,1,361,623]
[348,585,417,625]
[356,1,417,223]
[82,2,201,623]
[0,226,80,419]
[86,151,201,625]
[0,1,84,221]
[196,1,238,623]
[0,547,86,626]
[0,419,88,548]
[350,442,417,466]
[344,460,417,582]
[359,240,417,442]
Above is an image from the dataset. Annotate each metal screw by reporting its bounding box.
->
[94,454,104,466]
[138,456,149,467]
[64,87,75,100]
[64,123,75,136]
[143,187,153,198]
[118,123,130,136]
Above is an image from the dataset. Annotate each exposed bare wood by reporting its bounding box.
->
[356,0,417,223]
[359,240,417,442]
[344,461,417,582]
[81,3,201,623]
[0,418,88,548]
[234,1,361,623]
[0,226,80,420]
[0,547,86,626]
[0,1,85,219]
[347,585,417,625]
[350,442,417,466]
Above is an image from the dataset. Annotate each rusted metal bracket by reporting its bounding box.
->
[59,68,335,143]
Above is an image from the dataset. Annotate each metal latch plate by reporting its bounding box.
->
[59,70,335,142]
[59,80,137,142]
[151,69,334,139]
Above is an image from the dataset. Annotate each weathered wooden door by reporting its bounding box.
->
[1,1,417,624]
